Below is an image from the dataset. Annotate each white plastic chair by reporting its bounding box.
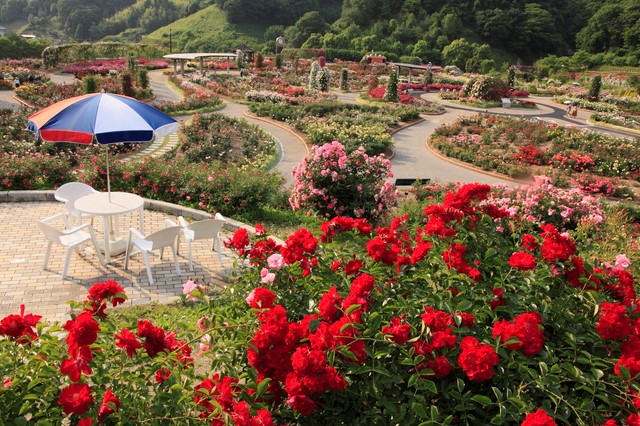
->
[37,213,105,280]
[167,214,226,271]
[124,225,182,284]
[54,182,100,226]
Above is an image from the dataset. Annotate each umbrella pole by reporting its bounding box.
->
[105,145,111,203]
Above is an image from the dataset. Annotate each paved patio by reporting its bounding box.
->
[0,195,242,324]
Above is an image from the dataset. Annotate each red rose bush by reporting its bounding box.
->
[1,183,639,425]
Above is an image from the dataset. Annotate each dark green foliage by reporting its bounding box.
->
[340,68,348,91]
[82,75,98,93]
[137,68,149,89]
[120,72,135,97]
[384,68,398,103]
[254,51,264,69]
[588,75,602,101]
[4,0,639,66]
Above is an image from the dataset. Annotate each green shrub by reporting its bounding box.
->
[82,75,98,94]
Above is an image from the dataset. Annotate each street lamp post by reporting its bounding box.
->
[275,36,285,56]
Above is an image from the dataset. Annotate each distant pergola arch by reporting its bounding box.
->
[389,62,435,84]
[163,52,238,76]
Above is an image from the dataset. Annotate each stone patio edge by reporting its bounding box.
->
[0,190,251,234]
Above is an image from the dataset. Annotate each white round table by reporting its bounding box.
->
[75,192,144,263]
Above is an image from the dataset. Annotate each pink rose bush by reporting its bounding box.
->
[290,141,397,221]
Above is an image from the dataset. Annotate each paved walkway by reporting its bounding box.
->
[0,198,237,323]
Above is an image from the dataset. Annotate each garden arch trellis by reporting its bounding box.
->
[163,52,238,76]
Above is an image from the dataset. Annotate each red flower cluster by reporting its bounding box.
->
[597,302,632,341]
[319,216,372,243]
[194,374,274,425]
[246,287,276,310]
[382,316,411,344]
[224,227,250,256]
[442,243,482,281]
[409,306,467,379]
[539,224,576,263]
[521,409,556,426]
[457,336,499,382]
[493,312,546,357]
[137,320,193,366]
[366,214,433,271]
[246,273,379,415]
[56,285,127,421]
[0,304,41,344]
[85,280,125,317]
[281,228,318,276]
[285,346,347,414]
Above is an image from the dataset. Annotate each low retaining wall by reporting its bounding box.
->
[0,190,248,233]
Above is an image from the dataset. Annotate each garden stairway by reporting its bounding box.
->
[121,129,181,163]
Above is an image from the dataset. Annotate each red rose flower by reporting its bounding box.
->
[0,304,41,344]
[382,317,411,344]
[137,320,169,357]
[60,346,94,382]
[155,369,172,383]
[97,389,120,422]
[457,336,499,382]
[114,328,143,357]
[246,287,276,310]
[492,312,545,357]
[596,302,631,341]
[318,286,342,322]
[286,394,317,415]
[521,234,539,251]
[64,312,100,355]
[521,408,556,426]
[509,251,537,270]
[224,228,250,256]
[58,383,94,415]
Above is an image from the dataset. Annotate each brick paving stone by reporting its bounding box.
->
[0,201,236,323]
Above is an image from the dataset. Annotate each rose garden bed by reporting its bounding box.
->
[430,113,640,199]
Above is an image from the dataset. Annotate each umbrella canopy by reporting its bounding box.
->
[27,92,178,144]
[27,93,179,200]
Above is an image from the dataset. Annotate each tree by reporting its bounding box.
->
[254,51,264,69]
[309,60,320,90]
[284,11,328,47]
[82,75,98,94]
[576,4,626,53]
[340,68,349,91]
[588,75,602,101]
[384,68,398,103]
[137,69,149,90]
[442,38,475,70]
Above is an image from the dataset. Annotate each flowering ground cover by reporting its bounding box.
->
[249,100,419,156]
[431,113,640,198]
[62,58,168,79]
[2,182,639,424]
[178,113,277,167]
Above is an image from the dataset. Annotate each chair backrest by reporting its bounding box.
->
[36,220,64,244]
[54,183,99,213]
[185,219,225,241]
[144,226,182,250]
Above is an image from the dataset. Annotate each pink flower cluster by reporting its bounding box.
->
[484,176,605,231]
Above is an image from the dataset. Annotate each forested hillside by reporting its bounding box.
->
[0,0,638,66]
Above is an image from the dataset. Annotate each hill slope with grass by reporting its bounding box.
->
[141,4,264,52]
